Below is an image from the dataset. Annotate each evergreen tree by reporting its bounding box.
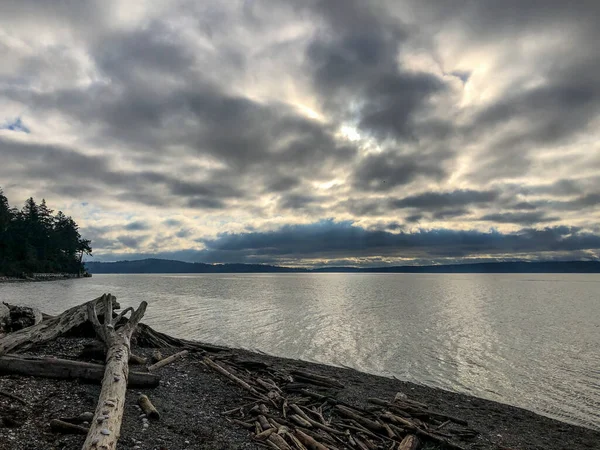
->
[0,188,92,277]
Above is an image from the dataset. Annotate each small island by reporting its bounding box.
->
[0,188,91,281]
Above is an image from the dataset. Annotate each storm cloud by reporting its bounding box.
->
[1,0,599,265]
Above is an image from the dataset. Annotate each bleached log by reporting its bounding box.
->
[82,294,147,450]
[0,296,118,355]
[147,350,188,371]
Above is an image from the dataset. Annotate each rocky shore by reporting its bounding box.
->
[0,299,599,450]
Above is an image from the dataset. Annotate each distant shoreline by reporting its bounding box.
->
[0,273,89,283]
[85,258,600,274]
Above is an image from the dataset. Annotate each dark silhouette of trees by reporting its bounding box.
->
[0,188,92,277]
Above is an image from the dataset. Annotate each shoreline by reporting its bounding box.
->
[1,334,599,449]
[0,274,88,283]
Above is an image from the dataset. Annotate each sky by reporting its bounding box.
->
[1,0,599,267]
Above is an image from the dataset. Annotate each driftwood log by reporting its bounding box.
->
[50,419,90,435]
[0,354,159,387]
[0,296,118,355]
[134,323,226,353]
[148,350,188,371]
[138,394,160,420]
[82,294,147,450]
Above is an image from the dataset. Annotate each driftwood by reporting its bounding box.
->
[138,394,160,419]
[129,353,147,365]
[291,369,344,389]
[82,294,147,450]
[135,323,226,353]
[295,428,329,450]
[221,365,474,450]
[0,354,159,387]
[203,356,264,399]
[0,296,118,355]
[0,388,28,405]
[50,419,89,435]
[60,412,94,424]
[148,350,188,371]
[399,434,420,450]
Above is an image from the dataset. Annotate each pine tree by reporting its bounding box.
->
[0,187,92,276]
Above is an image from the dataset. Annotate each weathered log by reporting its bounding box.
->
[294,429,329,450]
[231,419,255,429]
[60,412,94,424]
[50,419,89,435]
[255,427,277,441]
[291,370,344,389]
[0,354,159,387]
[290,414,313,428]
[258,414,273,430]
[82,294,147,450]
[147,350,188,371]
[138,395,160,420]
[129,353,147,365]
[290,405,343,436]
[135,323,227,353]
[287,431,310,450]
[399,434,420,450]
[0,296,118,355]
[335,405,386,433]
[267,433,293,450]
[203,356,265,399]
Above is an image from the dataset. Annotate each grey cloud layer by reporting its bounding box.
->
[1,0,599,263]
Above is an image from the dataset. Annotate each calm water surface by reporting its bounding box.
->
[1,273,599,430]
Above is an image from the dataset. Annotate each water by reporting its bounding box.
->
[1,273,599,430]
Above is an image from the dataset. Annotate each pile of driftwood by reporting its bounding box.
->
[206,357,477,450]
[0,294,478,449]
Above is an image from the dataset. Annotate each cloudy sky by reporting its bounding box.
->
[1,0,599,267]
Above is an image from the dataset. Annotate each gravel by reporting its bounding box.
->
[1,336,599,450]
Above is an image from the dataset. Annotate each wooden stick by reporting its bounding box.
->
[291,370,344,389]
[293,429,330,450]
[138,394,160,420]
[335,405,386,433]
[290,405,343,436]
[398,434,419,450]
[50,419,89,435]
[268,433,293,450]
[148,350,189,371]
[290,414,313,428]
[255,427,277,441]
[203,357,265,399]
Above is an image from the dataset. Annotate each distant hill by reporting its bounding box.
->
[85,259,600,274]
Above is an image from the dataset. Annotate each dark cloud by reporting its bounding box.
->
[93,221,600,264]
[479,212,557,225]
[353,150,448,192]
[123,221,150,231]
[116,235,148,249]
[390,189,498,210]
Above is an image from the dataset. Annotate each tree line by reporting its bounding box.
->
[0,187,91,277]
